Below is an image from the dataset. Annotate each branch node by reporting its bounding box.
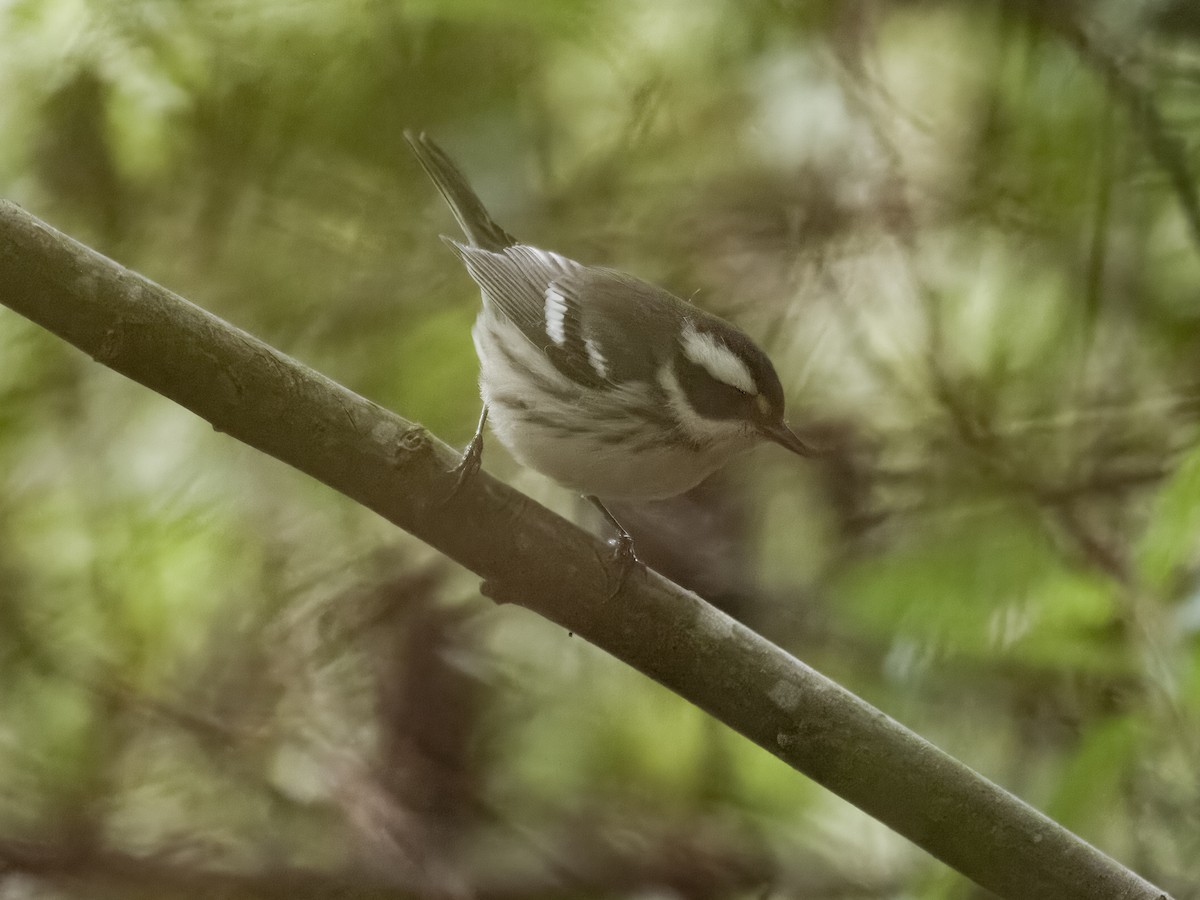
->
[395,425,432,459]
[480,578,520,606]
[93,326,123,363]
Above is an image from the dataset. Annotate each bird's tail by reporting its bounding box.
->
[404,131,516,252]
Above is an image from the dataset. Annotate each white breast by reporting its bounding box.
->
[472,312,757,499]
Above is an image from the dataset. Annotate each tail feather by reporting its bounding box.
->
[404,130,516,252]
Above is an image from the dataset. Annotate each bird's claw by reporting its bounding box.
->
[441,435,483,504]
[605,533,642,599]
[610,532,641,566]
[454,434,483,485]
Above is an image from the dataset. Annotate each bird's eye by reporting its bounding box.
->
[755,393,771,417]
[674,353,760,421]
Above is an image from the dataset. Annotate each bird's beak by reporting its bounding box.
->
[760,421,817,457]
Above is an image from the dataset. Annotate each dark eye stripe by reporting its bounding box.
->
[674,353,758,422]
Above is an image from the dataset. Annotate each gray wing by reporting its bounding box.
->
[448,241,690,389]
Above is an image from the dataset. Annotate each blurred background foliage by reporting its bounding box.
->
[1,0,1199,897]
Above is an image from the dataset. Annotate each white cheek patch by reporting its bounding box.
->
[658,361,703,433]
[681,324,757,395]
[544,288,568,345]
[584,338,608,379]
[657,361,749,447]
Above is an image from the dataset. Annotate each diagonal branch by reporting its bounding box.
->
[0,200,1171,900]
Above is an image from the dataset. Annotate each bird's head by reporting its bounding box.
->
[661,318,815,457]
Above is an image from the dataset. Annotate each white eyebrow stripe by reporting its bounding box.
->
[545,288,568,345]
[680,324,756,394]
[584,338,608,379]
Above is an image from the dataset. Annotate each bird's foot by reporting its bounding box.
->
[441,433,484,505]
[584,495,643,599]
[605,532,643,599]
[453,432,483,485]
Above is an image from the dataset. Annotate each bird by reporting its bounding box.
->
[405,131,814,568]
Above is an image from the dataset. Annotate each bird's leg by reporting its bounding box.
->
[448,405,487,496]
[586,495,642,596]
